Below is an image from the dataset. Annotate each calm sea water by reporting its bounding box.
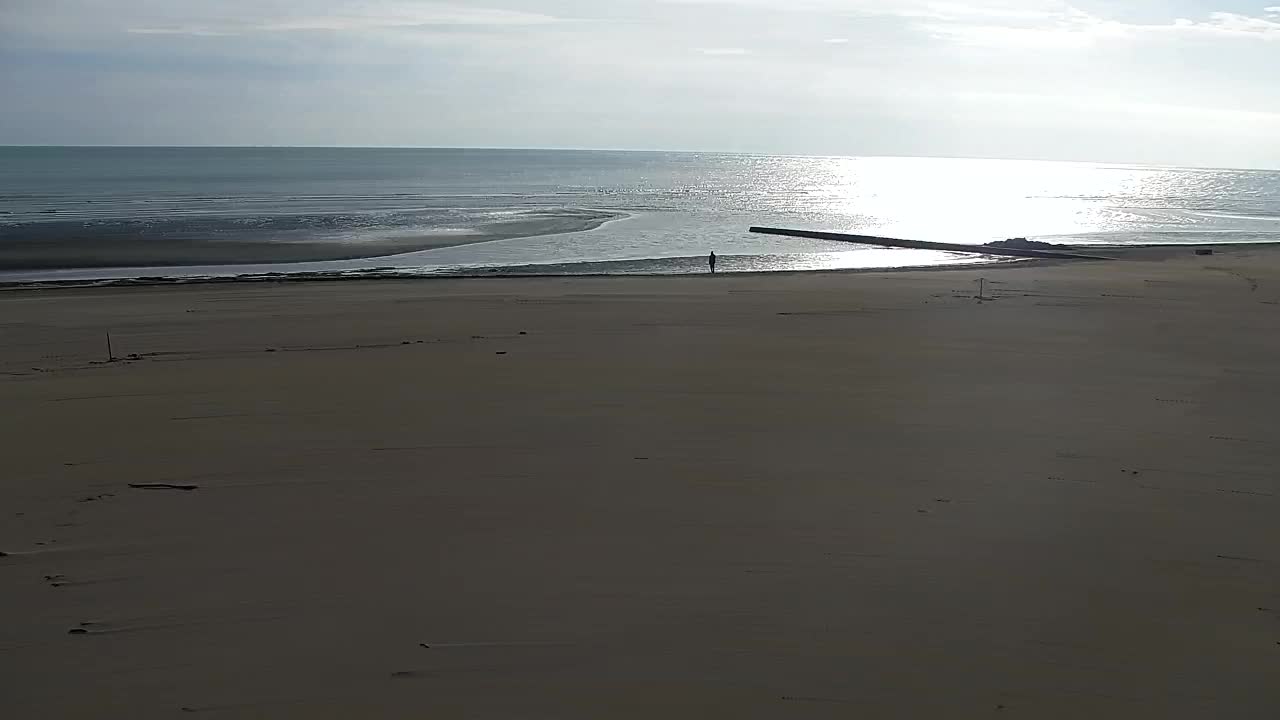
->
[3,147,1279,281]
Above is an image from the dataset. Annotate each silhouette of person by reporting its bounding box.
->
[709,251,717,274]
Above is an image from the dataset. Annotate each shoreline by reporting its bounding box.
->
[2,241,1272,293]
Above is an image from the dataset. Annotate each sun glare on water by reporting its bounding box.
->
[801,156,1174,244]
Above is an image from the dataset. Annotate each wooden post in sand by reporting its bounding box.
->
[106,332,114,362]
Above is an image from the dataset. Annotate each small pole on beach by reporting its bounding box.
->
[975,277,986,301]
[106,331,114,362]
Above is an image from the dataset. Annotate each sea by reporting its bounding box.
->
[3,147,1279,283]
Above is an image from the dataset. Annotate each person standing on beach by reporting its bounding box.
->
[708,251,717,274]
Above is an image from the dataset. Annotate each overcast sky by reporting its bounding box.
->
[2,1,1279,167]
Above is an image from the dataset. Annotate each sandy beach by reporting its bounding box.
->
[2,248,1279,718]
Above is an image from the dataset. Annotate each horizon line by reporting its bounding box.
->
[0,144,1273,173]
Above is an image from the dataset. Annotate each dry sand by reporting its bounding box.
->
[2,249,1279,718]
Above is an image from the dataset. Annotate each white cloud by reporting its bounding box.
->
[698,47,749,55]
[126,26,234,37]
[915,3,1280,49]
[60,1,570,37]
[824,38,849,44]
[663,0,1280,48]
[920,7,1120,49]
[1190,11,1280,37]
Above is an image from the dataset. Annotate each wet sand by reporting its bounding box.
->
[0,208,622,271]
[2,247,1279,717]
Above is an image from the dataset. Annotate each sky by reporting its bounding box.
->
[1,0,1279,167]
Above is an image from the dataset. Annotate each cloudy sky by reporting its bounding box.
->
[2,1,1279,167]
